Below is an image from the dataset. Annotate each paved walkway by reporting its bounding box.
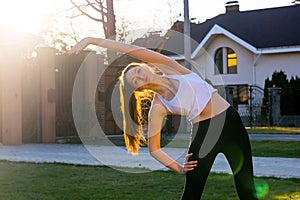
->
[249,134,300,141]
[0,142,299,179]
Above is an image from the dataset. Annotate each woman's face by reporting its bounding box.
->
[125,66,154,89]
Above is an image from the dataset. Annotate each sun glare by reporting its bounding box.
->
[0,0,53,34]
[274,192,300,199]
[0,0,293,35]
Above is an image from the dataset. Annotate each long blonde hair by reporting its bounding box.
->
[119,63,155,155]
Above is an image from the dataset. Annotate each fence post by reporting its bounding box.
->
[225,86,234,107]
[249,86,253,127]
[0,48,22,145]
[268,87,282,126]
[37,47,56,143]
[82,52,101,137]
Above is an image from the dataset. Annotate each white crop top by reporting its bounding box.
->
[157,72,217,121]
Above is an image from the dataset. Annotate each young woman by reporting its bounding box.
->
[69,37,258,200]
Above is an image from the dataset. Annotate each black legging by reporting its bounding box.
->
[181,106,258,200]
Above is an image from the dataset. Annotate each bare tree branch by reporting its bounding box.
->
[69,0,102,22]
[67,0,116,40]
[86,0,103,13]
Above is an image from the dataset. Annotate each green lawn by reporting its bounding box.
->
[246,126,300,134]
[0,126,299,199]
[0,161,299,200]
[250,141,300,158]
[160,140,300,158]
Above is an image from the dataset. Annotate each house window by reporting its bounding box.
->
[214,47,237,74]
[227,48,237,73]
[214,48,223,74]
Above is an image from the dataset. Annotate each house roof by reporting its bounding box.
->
[163,5,300,56]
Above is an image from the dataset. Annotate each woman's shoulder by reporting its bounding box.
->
[152,95,165,107]
[151,95,169,114]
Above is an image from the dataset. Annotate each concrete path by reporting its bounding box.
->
[0,144,299,179]
[249,134,300,141]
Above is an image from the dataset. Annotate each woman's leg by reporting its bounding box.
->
[181,119,218,200]
[181,107,258,199]
[181,153,217,200]
[221,107,258,200]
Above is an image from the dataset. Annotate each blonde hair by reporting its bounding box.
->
[119,63,155,155]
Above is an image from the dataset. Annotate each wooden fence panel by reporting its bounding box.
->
[21,57,40,143]
[0,48,22,145]
[36,47,56,143]
[55,53,84,139]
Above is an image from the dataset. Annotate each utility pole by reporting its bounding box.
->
[183,0,192,136]
[184,0,191,69]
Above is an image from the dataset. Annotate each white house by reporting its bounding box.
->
[161,3,300,123]
[166,3,300,87]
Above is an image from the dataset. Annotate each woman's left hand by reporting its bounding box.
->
[68,37,91,55]
[180,153,198,175]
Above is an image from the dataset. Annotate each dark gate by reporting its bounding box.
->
[55,52,107,142]
[239,85,264,127]
[55,53,87,141]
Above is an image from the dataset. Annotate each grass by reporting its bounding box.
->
[246,126,300,134]
[166,126,300,158]
[250,141,300,158]
[0,126,299,199]
[98,129,300,159]
[161,140,300,158]
[0,161,299,200]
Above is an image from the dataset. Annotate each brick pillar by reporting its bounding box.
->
[268,87,282,126]
[0,48,22,145]
[37,47,56,143]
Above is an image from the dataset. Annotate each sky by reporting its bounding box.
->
[0,0,294,36]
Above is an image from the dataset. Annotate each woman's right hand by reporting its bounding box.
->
[181,153,198,175]
[68,37,92,55]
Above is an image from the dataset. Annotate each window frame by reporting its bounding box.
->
[214,47,237,75]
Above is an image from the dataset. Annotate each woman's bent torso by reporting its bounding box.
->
[191,92,230,124]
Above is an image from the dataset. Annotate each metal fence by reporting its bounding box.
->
[238,85,265,127]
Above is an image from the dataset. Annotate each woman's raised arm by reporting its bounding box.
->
[69,37,191,75]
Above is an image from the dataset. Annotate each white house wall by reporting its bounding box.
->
[193,35,254,87]
[255,52,300,88]
[192,34,300,89]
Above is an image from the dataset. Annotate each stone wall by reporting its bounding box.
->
[278,115,300,127]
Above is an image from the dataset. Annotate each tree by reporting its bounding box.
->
[116,17,131,43]
[39,13,81,54]
[263,71,300,115]
[270,70,288,88]
[68,0,118,63]
[69,0,116,39]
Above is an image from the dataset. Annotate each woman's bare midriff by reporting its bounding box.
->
[191,92,231,124]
